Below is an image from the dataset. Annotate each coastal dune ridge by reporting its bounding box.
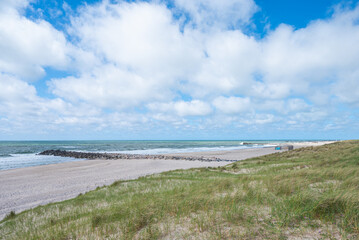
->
[0,141,335,220]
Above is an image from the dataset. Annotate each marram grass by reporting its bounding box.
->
[1,141,359,239]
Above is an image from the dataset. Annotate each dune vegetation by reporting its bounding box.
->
[1,141,358,239]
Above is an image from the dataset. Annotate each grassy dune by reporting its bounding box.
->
[1,141,358,239]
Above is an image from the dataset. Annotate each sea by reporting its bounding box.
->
[0,140,312,171]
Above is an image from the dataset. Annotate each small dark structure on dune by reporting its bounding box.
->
[275,145,294,151]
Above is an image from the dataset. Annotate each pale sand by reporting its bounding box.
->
[164,141,336,160]
[0,141,335,219]
[164,147,280,161]
[282,141,337,148]
[0,159,231,219]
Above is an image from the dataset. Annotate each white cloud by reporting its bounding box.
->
[241,113,276,125]
[148,100,212,116]
[253,98,310,114]
[174,0,259,29]
[0,0,31,13]
[1,0,359,138]
[49,1,204,109]
[51,1,359,111]
[290,110,328,123]
[287,99,309,112]
[213,96,251,114]
[70,2,201,78]
[0,73,104,135]
[0,74,36,101]
[49,64,172,109]
[174,100,212,116]
[187,30,260,98]
[334,70,359,105]
[0,3,70,80]
[259,5,359,100]
[0,73,60,119]
[47,1,359,133]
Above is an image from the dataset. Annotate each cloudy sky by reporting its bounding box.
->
[0,0,359,140]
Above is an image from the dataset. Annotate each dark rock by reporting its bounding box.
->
[38,150,236,162]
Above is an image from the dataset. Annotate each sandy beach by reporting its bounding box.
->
[0,142,334,220]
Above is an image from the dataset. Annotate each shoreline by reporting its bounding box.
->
[0,141,335,220]
[0,140,336,171]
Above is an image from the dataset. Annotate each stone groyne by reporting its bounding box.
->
[38,150,236,162]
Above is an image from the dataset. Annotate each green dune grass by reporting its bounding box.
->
[1,141,358,239]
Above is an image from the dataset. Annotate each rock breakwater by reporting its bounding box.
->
[38,150,236,162]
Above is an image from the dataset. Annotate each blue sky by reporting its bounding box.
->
[0,0,359,140]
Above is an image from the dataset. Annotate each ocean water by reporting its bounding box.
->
[0,140,301,170]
